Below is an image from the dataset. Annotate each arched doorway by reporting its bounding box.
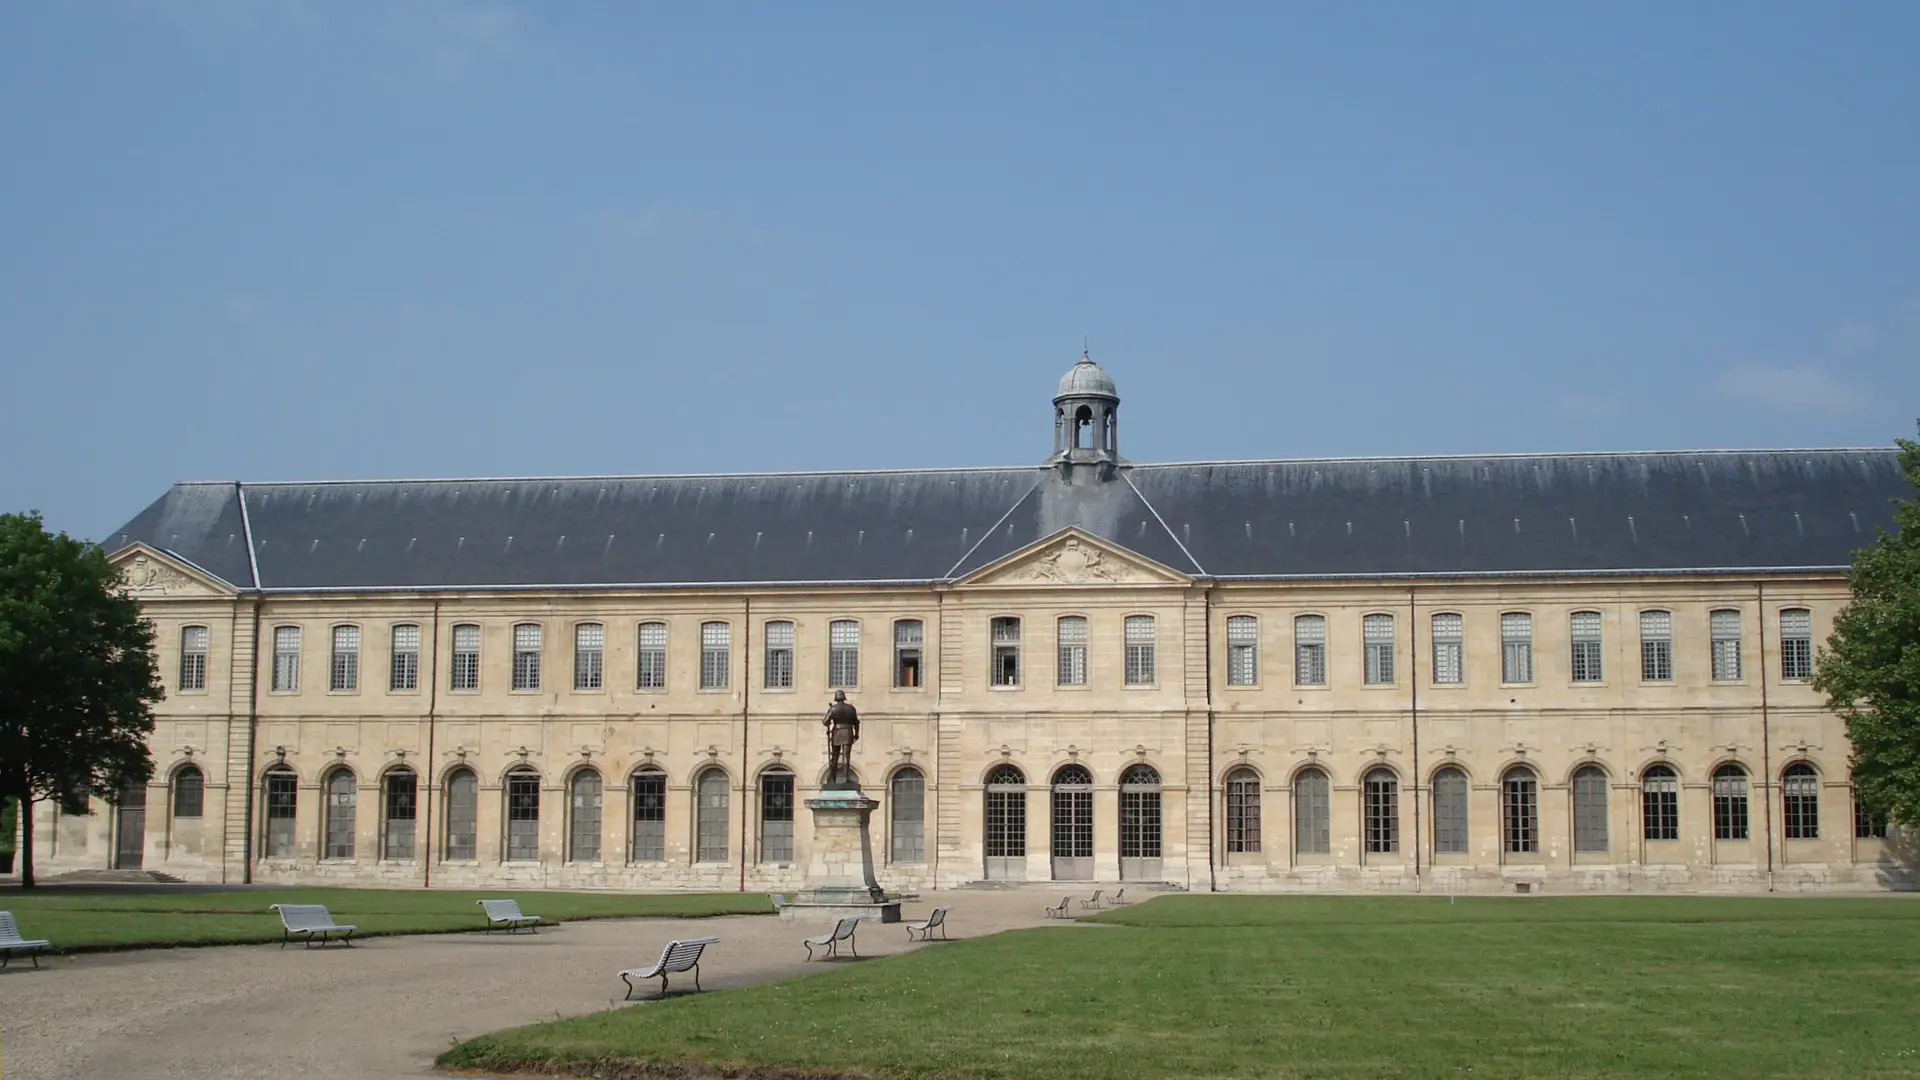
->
[114,782,147,870]
[983,764,1026,880]
[1050,764,1094,880]
[1119,764,1162,880]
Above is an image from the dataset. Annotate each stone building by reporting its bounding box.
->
[30,352,1919,893]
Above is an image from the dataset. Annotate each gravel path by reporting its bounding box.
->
[0,889,1078,1080]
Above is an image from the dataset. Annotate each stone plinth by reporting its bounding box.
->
[778,787,901,924]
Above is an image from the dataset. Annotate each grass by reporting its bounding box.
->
[0,886,771,951]
[441,894,1920,1080]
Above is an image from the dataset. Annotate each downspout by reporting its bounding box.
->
[739,595,751,893]
[1409,585,1421,887]
[243,597,262,884]
[1203,584,1217,893]
[931,586,943,887]
[422,600,441,890]
[1758,581,1774,891]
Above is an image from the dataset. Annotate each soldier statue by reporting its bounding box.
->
[823,689,860,788]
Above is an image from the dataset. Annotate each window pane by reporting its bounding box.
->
[1295,616,1326,686]
[638,622,667,689]
[1119,766,1162,859]
[451,624,480,691]
[1431,614,1463,685]
[891,768,926,863]
[264,769,298,858]
[1712,765,1749,840]
[512,624,542,691]
[180,626,209,691]
[506,771,541,861]
[1056,617,1087,686]
[1711,610,1742,681]
[1502,769,1538,853]
[445,770,478,860]
[1125,615,1156,686]
[1640,610,1673,682]
[696,770,729,861]
[574,624,604,691]
[324,770,356,859]
[992,617,1022,687]
[1572,766,1608,852]
[1500,613,1532,684]
[1225,768,1261,853]
[760,772,795,863]
[1363,770,1398,853]
[894,620,924,689]
[1783,764,1819,839]
[1363,614,1394,685]
[631,771,667,861]
[1781,608,1814,680]
[1642,766,1679,841]
[1294,769,1330,854]
[390,624,420,691]
[765,620,794,689]
[272,626,300,692]
[172,767,205,818]
[569,770,603,861]
[1569,612,1603,683]
[985,766,1026,858]
[1226,616,1258,686]
[700,623,730,689]
[829,620,860,688]
[1433,768,1468,854]
[330,625,359,692]
[383,771,417,860]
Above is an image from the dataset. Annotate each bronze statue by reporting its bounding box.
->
[823,689,860,788]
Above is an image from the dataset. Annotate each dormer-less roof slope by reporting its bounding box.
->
[100,448,1911,591]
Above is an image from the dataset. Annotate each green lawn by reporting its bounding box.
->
[441,895,1920,1080]
[0,886,770,951]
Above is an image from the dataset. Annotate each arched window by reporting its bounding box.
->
[323,769,356,859]
[505,768,541,861]
[630,769,667,861]
[382,769,417,860]
[1293,615,1326,686]
[1051,764,1095,879]
[890,767,926,863]
[1363,768,1398,853]
[1712,764,1749,840]
[1225,768,1261,853]
[1641,765,1679,841]
[1502,767,1538,853]
[1124,616,1156,685]
[695,769,729,862]
[1572,765,1608,852]
[1783,763,1819,839]
[1120,764,1162,878]
[444,769,478,861]
[1294,768,1330,855]
[984,765,1026,878]
[1432,767,1468,855]
[263,766,298,858]
[569,769,603,862]
[760,769,795,863]
[1226,616,1258,686]
[172,765,205,819]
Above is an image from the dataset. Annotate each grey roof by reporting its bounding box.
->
[1055,354,1118,400]
[100,449,1912,592]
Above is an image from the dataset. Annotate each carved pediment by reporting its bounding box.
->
[109,544,236,599]
[962,529,1188,588]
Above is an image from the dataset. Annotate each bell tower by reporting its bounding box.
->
[1051,348,1120,477]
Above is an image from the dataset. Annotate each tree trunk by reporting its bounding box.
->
[19,793,33,888]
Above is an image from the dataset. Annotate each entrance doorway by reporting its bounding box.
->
[114,783,147,870]
[1119,764,1163,880]
[1050,764,1094,880]
[984,764,1027,880]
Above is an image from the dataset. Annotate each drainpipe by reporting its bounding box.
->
[1409,585,1421,887]
[1203,584,1217,893]
[738,595,751,893]
[243,597,262,884]
[423,600,441,889]
[1758,581,1774,891]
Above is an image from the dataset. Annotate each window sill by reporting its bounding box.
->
[386,688,423,696]
[761,686,797,693]
[1428,682,1466,690]
[1291,684,1330,692]
[1498,683,1536,690]
[889,685,927,693]
[174,689,210,696]
[1361,683,1399,690]
[696,688,733,694]
[988,684,1023,692]
[326,690,361,696]
[571,687,607,695]
[509,689,543,695]
[1571,681,1608,689]
[1053,683,1090,691]
[634,686,667,694]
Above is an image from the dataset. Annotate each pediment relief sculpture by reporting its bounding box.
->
[970,533,1181,587]
[110,546,230,598]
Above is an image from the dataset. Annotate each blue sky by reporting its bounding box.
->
[3,2,1917,543]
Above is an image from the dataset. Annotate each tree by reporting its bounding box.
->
[0,511,164,887]
[1816,423,1920,831]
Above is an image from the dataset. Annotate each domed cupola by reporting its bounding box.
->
[1051,348,1120,475]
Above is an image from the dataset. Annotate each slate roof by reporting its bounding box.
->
[101,449,1912,592]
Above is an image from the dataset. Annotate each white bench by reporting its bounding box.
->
[803,916,864,960]
[904,906,951,942]
[1043,895,1073,919]
[477,898,541,933]
[0,912,51,970]
[618,936,719,999]
[270,904,357,949]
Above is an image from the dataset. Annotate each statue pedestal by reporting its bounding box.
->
[779,788,901,924]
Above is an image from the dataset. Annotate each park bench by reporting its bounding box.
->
[904,906,951,942]
[1079,890,1105,911]
[0,912,52,970]
[618,936,720,1000]
[770,893,789,911]
[1043,895,1073,919]
[270,903,357,949]
[477,898,542,933]
[1109,888,1128,905]
[802,916,864,961]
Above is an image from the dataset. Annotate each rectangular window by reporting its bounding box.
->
[389,624,420,692]
[1780,608,1814,681]
[271,626,300,693]
[992,616,1022,687]
[179,626,209,692]
[512,624,542,691]
[893,620,924,688]
[1640,610,1673,682]
[1294,615,1326,686]
[1856,796,1889,840]
[450,624,480,691]
[1125,615,1156,686]
[631,772,667,861]
[764,620,795,689]
[1711,609,1742,681]
[329,625,359,692]
[828,620,860,688]
[1430,613,1462,685]
[1570,611,1603,684]
[637,621,667,690]
[573,623,604,691]
[759,773,795,863]
[699,622,730,689]
[1056,616,1087,686]
[1500,613,1533,684]
[1226,616,1258,686]
[383,772,417,860]
[1362,614,1394,685]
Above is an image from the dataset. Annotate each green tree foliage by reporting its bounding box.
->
[0,512,164,886]
[1816,424,1920,830]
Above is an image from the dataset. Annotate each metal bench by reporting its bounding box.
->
[803,916,864,960]
[618,936,720,999]
[1043,895,1073,919]
[1079,889,1105,911]
[0,912,51,969]
[1109,888,1128,906]
[270,904,358,949]
[477,898,542,933]
[904,906,951,942]
[770,893,789,911]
